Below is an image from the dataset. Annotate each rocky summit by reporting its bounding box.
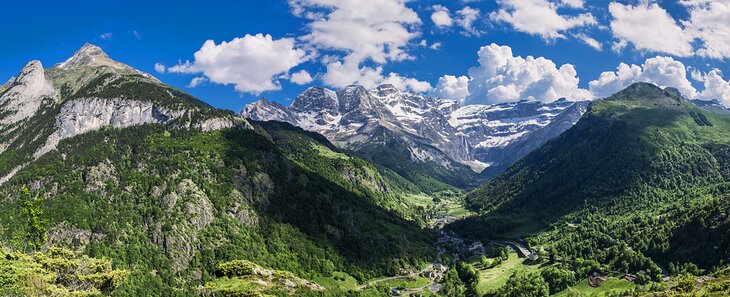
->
[0,44,244,184]
[242,84,589,176]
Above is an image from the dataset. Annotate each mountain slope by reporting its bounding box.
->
[0,43,241,184]
[0,44,436,296]
[454,82,730,277]
[242,85,588,190]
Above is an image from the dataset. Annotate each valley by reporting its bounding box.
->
[0,44,729,297]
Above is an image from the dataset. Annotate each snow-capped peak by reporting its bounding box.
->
[242,84,588,173]
[291,86,339,114]
[373,84,399,97]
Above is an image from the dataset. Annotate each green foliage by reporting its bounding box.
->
[456,262,479,297]
[497,271,549,297]
[216,260,259,278]
[439,267,465,297]
[0,247,128,296]
[348,125,483,193]
[454,85,730,281]
[540,266,577,294]
[0,123,434,295]
[20,187,47,252]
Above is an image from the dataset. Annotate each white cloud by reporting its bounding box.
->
[321,56,431,92]
[608,2,694,57]
[291,0,428,91]
[187,76,207,88]
[561,0,583,9]
[588,56,697,98]
[431,5,453,27]
[490,0,597,39]
[456,7,482,36]
[430,42,442,50]
[694,69,730,105]
[575,33,602,51]
[466,43,592,104]
[154,63,166,73]
[168,34,308,94]
[99,32,113,40]
[293,0,421,64]
[382,72,433,93]
[611,39,628,53]
[681,1,730,59]
[290,70,314,85]
[430,75,470,101]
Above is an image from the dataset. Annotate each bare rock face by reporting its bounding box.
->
[56,98,183,136]
[44,221,93,250]
[163,179,215,273]
[84,160,118,194]
[0,60,55,129]
[0,76,14,93]
[242,84,588,173]
[0,43,249,186]
[56,43,130,70]
[34,98,184,157]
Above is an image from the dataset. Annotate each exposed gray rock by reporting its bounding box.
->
[56,42,130,70]
[0,60,55,129]
[164,179,214,272]
[84,160,118,194]
[242,84,588,174]
[44,221,92,250]
[0,76,15,93]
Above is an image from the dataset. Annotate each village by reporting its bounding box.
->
[381,214,544,296]
[377,212,649,296]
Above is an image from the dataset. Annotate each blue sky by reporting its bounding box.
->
[2,0,730,112]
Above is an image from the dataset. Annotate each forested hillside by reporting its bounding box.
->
[454,83,730,281]
[0,121,436,295]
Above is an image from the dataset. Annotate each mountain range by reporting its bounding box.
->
[2,43,730,297]
[242,83,589,189]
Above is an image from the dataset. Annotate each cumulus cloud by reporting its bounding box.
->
[681,1,730,59]
[291,0,430,91]
[321,56,431,92]
[456,7,482,36]
[607,1,730,59]
[588,56,697,98]
[290,70,314,85]
[490,0,597,40]
[154,63,166,73]
[694,69,730,105]
[293,0,421,64]
[431,5,453,27]
[430,5,482,36]
[381,72,433,93]
[430,75,470,101]
[466,43,592,104]
[608,2,694,57]
[167,33,308,94]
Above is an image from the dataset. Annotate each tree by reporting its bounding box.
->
[541,266,577,294]
[479,255,489,267]
[497,271,549,297]
[20,187,47,251]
